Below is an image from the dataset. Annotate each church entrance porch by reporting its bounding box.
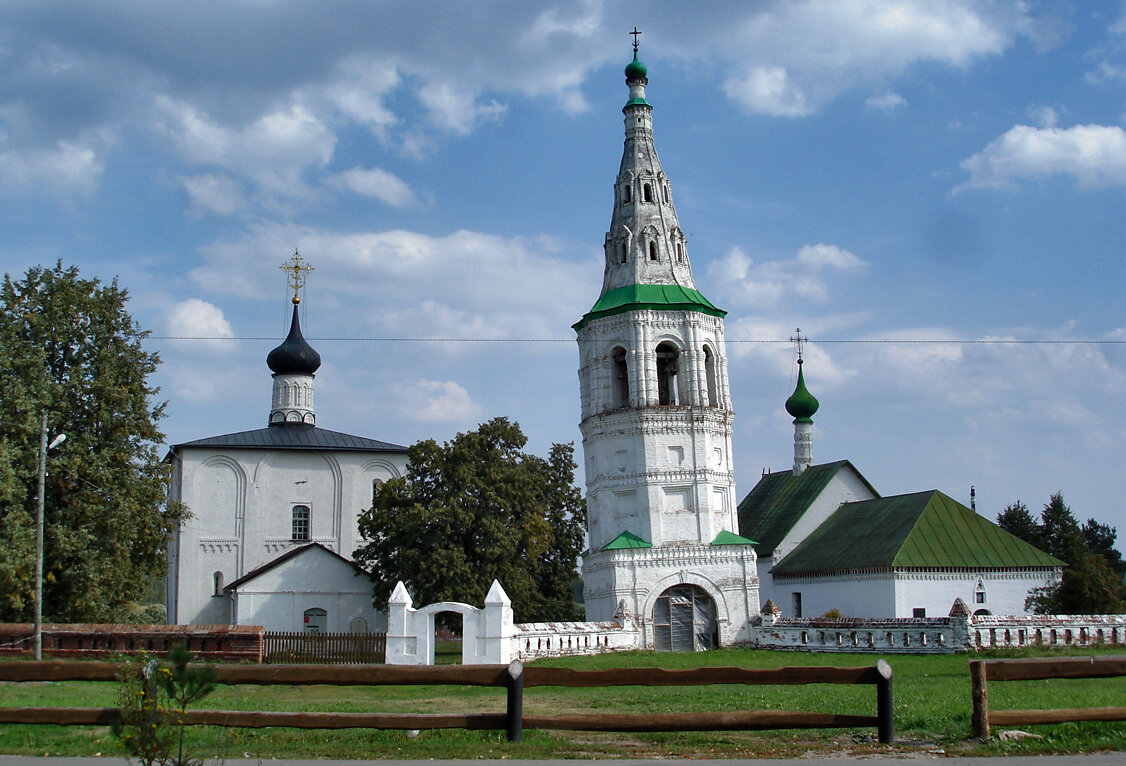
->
[653,584,717,651]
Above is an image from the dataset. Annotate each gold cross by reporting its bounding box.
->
[281,249,314,305]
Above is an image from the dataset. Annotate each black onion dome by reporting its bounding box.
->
[267,305,321,375]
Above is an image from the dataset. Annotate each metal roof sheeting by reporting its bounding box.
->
[771,490,1063,575]
[174,424,407,453]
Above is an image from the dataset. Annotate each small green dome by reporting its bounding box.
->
[785,361,819,423]
[625,52,647,80]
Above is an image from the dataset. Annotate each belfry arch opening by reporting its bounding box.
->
[611,346,630,409]
[649,241,658,261]
[643,183,653,202]
[653,584,717,651]
[703,345,718,406]
[656,342,681,405]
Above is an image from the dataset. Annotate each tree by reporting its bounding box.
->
[0,262,186,623]
[353,417,586,623]
[1001,492,1125,615]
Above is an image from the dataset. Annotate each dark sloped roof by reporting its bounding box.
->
[771,490,1063,576]
[737,461,873,557]
[225,542,369,591]
[173,424,406,453]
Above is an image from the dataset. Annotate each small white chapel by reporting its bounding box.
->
[165,254,408,632]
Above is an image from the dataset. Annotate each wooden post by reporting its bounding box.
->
[505,660,523,743]
[970,660,989,739]
[875,658,894,744]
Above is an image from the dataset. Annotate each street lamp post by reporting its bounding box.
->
[35,412,66,661]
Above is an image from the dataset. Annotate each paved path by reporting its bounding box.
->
[4,758,1126,766]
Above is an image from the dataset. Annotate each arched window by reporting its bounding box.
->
[611,347,630,409]
[677,242,684,262]
[663,184,670,202]
[623,184,632,203]
[974,580,987,605]
[620,242,628,264]
[292,505,310,541]
[649,241,658,261]
[656,342,681,405]
[212,571,223,597]
[303,607,327,633]
[703,346,718,407]
[643,183,653,202]
[372,479,384,505]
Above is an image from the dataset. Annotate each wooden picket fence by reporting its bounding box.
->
[263,632,386,664]
[970,655,1126,739]
[0,658,895,743]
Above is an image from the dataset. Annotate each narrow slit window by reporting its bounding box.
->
[643,183,653,202]
[649,242,657,261]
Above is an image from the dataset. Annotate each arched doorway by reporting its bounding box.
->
[652,584,717,651]
[432,610,464,665]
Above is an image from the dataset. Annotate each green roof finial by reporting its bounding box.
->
[785,329,819,423]
[625,27,647,80]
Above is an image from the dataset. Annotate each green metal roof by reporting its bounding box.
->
[602,530,652,550]
[771,490,1064,576]
[736,461,869,557]
[785,363,819,423]
[573,284,725,330]
[712,530,757,546]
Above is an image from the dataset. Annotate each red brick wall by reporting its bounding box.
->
[0,623,264,663]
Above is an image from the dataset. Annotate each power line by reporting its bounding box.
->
[148,336,1126,345]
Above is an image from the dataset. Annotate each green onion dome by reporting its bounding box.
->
[785,361,819,423]
[625,52,647,80]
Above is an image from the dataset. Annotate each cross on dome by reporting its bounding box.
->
[281,249,315,305]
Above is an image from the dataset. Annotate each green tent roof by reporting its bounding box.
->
[771,490,1064,576]
[602,530,653,550]
[712,530,757,546]
[573,284,725,330]
[737,461,873,557]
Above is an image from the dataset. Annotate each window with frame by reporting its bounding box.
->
[292,505,310,541]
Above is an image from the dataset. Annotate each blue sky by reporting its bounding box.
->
[3,1,1126,538]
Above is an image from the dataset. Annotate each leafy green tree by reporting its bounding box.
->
[0,262,186,623]
[1005,492,1125,614]
[353,417,586,622]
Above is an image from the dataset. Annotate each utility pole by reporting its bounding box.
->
[35,413,65,661]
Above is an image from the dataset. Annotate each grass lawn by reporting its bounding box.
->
[1,646,1123,759]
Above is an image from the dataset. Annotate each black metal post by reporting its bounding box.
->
[875,658,894,743]
[505,660,523,743]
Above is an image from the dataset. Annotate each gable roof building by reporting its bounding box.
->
[738,358,1062,619]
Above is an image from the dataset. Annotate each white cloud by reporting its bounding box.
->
[181,174,246,217]
[955,123,1126,191]
[398,378,482,423]
[717,0,1020,117]
[1084,61,1126,85]
[0,139,103,194]
[865,91,906,112]
[189,224,595,340]
[157,97,335,199]
[324,166,418,208]
[165,298,237,354]
[707,243,868,308]
[417,82,506,136]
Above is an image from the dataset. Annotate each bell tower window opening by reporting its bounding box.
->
[676,242,684,262]
[292,505,310,541]
[656,342,681,406]
[620,242,628,264]
[663,184,670,202]
[623,184,631,203]
[703,346,718,407]
[611,347,630,409]
[643,183,653,202]
[649,241,658,261]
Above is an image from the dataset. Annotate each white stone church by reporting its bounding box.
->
[165,263,407,633]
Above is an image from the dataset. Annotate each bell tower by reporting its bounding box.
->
[575,35,758,649]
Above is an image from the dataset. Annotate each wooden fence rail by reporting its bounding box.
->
[0,658,895,744]
[969,655,1126,739]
